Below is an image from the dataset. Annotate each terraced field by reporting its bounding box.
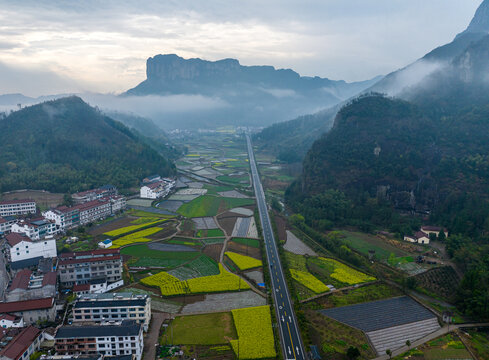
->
[121,244,199,268]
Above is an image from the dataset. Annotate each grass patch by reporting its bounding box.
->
[161,312,237,345]
[203,184,234,195]
[231,238,260,248]
[178,195,254,218]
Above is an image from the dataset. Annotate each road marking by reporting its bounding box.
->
[287,322,297,359]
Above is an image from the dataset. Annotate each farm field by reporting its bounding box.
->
[230,306,276,360]
[104,220,164,237]
[231,237,260,248]
[309,257,376,287]
[414,266,460,302]
[1,190,64,210]
[304,309,375,360]
[171,255,220,279]
[225,252,262,270]
[305,283,403,310]
[196,228,225,238]
[177,195,254,218]
[141,264,249,296]
[161,312,237,345]
[339,230,411,260]
[394,333,472,360]
[290,269,329,294]
[121,244,199,268]
[465,330,489,359]
[110,227,163,248]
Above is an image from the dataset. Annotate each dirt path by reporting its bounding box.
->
[143,312,168,360]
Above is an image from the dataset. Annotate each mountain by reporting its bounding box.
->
[0,96,175,193]
[253,105,339,163]
[370,0,489,97]
[104,111,182,159]
[125,54,380,128]
[257,0,489,163]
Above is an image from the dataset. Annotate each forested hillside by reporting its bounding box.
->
[0,96,175,193]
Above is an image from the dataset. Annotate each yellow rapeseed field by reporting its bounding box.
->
[318,257,376,285]
[104,221,162,237]
[289,269,329,294]
[110,227,162,248]
[141,264,249,296]
[230,306,276,359]
[225,252,262,270]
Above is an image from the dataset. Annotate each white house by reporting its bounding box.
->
[74,199,112,225]
[0,314,24,328]
[421,226,448,238]
[404,231,431,244]
[11,218,60,240]
[0,199,36,217]
[98,239,112,249]
[5,232,57,263]
[109,195,126,213]
[43,206,80,231]
[140,179,175,199]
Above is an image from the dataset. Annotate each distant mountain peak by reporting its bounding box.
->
[460,0,489,35]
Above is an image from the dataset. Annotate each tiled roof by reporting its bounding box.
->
[6,233,31,247]
[0,199,35,205]
[0,326,41,360]
[60,248,119,259]
[0,314,19,321]
[42,272,57,287]
[9,269,32,291]
[415,231,429,239]
[0,297,54,313]
[73,283,90,292]
[73,199,109,212]
[421,225,447,232]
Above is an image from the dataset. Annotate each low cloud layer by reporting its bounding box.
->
[0,0,482,96]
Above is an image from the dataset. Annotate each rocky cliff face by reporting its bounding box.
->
[146,54,241,81]
[465,0,489,34]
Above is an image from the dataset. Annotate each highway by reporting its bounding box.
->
[246,134,305,360]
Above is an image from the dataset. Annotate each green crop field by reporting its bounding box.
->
[121,244,199,268]
[177,195,254,218]
[196,228,225,238]
[216,175,250,184]
[161,312,237,345]
[340,231,410,259]
[204,184,234,195]
[231,238,260,248]
[168,255,220,280]
[201,238,226,244]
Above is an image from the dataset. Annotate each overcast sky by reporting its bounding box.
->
[0,0,482,96]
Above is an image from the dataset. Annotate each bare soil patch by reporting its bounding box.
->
[274,214,288,241]
[203,244,223,262]
[216,214,238,236]
[89,216,135,236]
[226,241,261,259]
[1,190,64,209]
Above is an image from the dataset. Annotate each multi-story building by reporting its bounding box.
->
[43,206,80,231]
[73,293,151,331]
[140,179,174,199]
[0,216,17,234]
[0,200,36,217]
[5,233,57,263]
[0,298,56,325]
[72,185,118,204]
[0,326,43,360]
[74,200,111,226]
[54,320,143,359]
[6,269,57,302]
[11,218,60,240]
[109,195,126,213]
[58,249,123,287]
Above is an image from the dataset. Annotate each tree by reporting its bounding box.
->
[63,193,74,206]
[347,346,361,360]
[406,340,411,348]
[438,230,446,242]
[386,349,392,359]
